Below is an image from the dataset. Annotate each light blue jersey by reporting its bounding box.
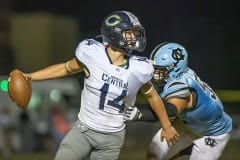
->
[160,68,232,136]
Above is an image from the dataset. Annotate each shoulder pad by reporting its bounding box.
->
[162,78,190,99]
[75,39,104,64]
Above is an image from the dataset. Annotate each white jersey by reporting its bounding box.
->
[75,39,153,133]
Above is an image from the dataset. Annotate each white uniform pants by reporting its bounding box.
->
[147,129,230,160]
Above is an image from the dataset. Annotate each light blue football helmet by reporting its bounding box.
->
[150,42,188,85]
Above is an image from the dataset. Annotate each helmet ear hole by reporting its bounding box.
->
[100,11,146,54]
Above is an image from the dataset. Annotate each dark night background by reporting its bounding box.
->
[0,1,240,159]
[7,0,240,89]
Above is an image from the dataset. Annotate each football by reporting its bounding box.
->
[8,69,32,109]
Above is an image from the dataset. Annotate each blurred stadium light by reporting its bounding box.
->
[0,79,8,92]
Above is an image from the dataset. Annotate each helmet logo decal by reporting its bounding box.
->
[105,15,121,26]
[172,48,185,67]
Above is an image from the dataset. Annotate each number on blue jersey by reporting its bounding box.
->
[193,72,216,99]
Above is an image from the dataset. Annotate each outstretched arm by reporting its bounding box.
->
[23,58,84,81]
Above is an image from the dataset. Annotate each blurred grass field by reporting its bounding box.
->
[1,120,239,160]
[1,138,239,160]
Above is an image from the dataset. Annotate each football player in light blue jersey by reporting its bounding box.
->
[17,11,179,160]
[124,42,232,160]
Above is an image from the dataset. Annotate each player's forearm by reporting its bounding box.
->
[146,90,172,129]
[28,63,71,81]
[152,98,172,129]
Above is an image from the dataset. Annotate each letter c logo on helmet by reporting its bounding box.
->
[172,48,185,67]
[105,15,121,27]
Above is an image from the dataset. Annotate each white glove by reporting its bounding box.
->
[123,105,142,121]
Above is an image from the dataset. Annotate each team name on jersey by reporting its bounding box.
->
[102,73,128,90]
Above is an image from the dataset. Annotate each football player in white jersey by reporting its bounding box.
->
[17,11,179,160]
[124,42,232,160]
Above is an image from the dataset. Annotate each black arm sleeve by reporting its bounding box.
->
[164,102,178,118]
[136,104,159,122]
[136,101,178,122]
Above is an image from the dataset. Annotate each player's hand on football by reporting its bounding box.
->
[123,105,142,121]
[22,72,32,82]
[161,125,179,147]
[13,69,32,82]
